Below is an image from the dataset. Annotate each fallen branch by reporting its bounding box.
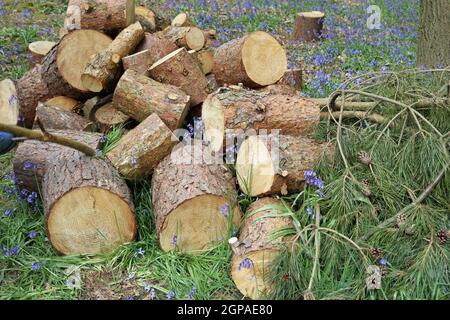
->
[312,98,377,111]
[320,111,386,124]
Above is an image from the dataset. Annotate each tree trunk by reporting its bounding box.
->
[34,103,93,131]
[13,130,104,193]
[152,143,241,253]
[0,79,19,125]
[94,102,131,133]
[213,32,287,88]
[81,22,144,93]
[158,26,205,51]
[292,11,324,42]
[42,148,136,255]
[230,197,293,299]
[202,87,320,153]
[417,0,450,67]
[113,69,190,129]
[28,41,55,69]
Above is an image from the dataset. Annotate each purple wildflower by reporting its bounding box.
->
[31,261,45,271]
[144,284,152,293]
[379,257,388,267]
[135,247,145,257]
[3,209,13,217]
[130,158,138,168]
[238,258,253,271]
[29,230,37,239]
[166,290,176,300]
[220,203,230,217]
[172,234,178,246]
[23,161,36,171]
[189,287,196,300]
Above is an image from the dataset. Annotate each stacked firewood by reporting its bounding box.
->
[0,1,337,299]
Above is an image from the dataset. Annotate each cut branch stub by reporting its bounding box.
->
[171,12,195,27]
[158,26,205,51]
[292,11,325,42]
[0,79,19,125]
[213,31,287,88]
[231,197,293,299]
[152,143,241,253]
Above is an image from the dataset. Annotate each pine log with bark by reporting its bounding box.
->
[81,22,144,93]
[152,143,241,253]
[158,26,205,51]
[94,102,131,133]
[135,32,178,59]
[230,197,293,299]
[0,79,19,125]
[113,69,190,129]
[292,11,325,42]
[42,148,136,255]
[34,103,93,131]
[122,49,153,75]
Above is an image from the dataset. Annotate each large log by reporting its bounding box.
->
[0,79,19,125]
[202,88,320,153]
[107,113,176,180]
[213,31,287,88]
[94,102,131,133]
[44,96,81,113]
[42,148,136,255]
[292,11,325,42]
[230,197,293,299]
[81,22,144,93]
[135,32,178,58]
[158,26,205,51]
[28,41,55,68]
[113,69,190,130]
[148,47,209,106]
[64,0,135,34]
[152,143,241,253]
[236,134,333,196]
[41,30,113,99]
[13,130,104,193]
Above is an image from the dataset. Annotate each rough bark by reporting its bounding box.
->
[152,143,241,253]
[260,84,297,96]
[292,11,325,42]
[28,41,55,69]
[113,69,190,130]
[0,79,19,125]
[94,102,131,133]
[13,130,104,193]
[34,103,93,131]
[107,113,177,180]
[81,22,144,93]
[122,49,153,75]
[158,26,205,51]
[417,0,450,67]
[277,68,303,91]
[135,32,178,59]
[148,47,210,106]
[42,148,136,255]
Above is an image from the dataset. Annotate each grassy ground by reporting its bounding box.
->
[0,0,449,300]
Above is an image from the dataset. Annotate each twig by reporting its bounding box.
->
[320,111,386,124]
[0,123,96,156]
[306,205,321,295]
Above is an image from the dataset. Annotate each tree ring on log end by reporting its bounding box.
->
[298,11,325,18]
[185,27,205,51]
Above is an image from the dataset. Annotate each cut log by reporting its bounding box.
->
[292,11,325,42]
[13,130,104,193]
[231,197,293,299]
[191,49,214,75]
[203,29,216,48]
[202,88,320,153]
[34,103,93,131]
[41,30,113,99]
[113,69,190,129]
[16,65,53,128]
[148,47,209,106]
[159,26,205,51]
[260,84,297,96]
[64,0,135,34]
[42,148,136,255]
[135,6,156,32]
[0,79,19,125]
[81,22,144,93]
[107,113,177,180]
[152,143,241,253]
[94,102,131,133]
[171,12,194,27]
[213,31,287,88]
[44,96,81,113]
[122,49,153,75]
[236,134,333,196]
[28,41,55,68]
[135,32,178,58]
[277,68,303,91]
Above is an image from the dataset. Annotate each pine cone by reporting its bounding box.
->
[357,151,372,166]
[370,247,382,260]
[437,229,448,245]
[396,214,407,227]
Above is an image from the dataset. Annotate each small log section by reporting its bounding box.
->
[135,6,156,32]
[191,49,214,75]
[42,148,136,255]
[113,69,190,129]
[230,197,293,299]
[236,134,333,196]
[277,68,303,91]
[64,0,135,34]
[135,32,178,59]
[81,22,144,93]
[0,79,19,125]
[28,41,55,68]
[13,130,104,193]
[94,102,130,133]
[213,31,287,88]
[152,144,241,253]
[202,88,320,153]
[292,11,325,42]
[148,47,210,106]
[34,103,93,131]
[122,49,153,75]
[158,26,205,51]
[41,30,113,99]
[44,96,81,113]
[107,113,177,180]
[171,12,195,27]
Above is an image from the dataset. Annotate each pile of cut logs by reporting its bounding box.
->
[0,1,346,299]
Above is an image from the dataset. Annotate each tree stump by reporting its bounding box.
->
[13,130,104,193]
[292,11,325,42]
[107,113,177,180]
[0,79,19,125]
[44,96,81,113]
[42,148,136,255]
[94,102,131,133]
[113,69,190,129]
[34,103,93,131]
[148,47,210,106]
[28,41,55,68]
[81,22,144,93]
[230,197,293,299]
[158,26,205,51]
[213,31,287,88]
[152,143,241,253]
[236,134,333,196]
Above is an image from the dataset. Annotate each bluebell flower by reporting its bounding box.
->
[220,203,230,217]
[166,290,176,300]
[31,261,45,271]
[135,247,145,257]
[379,257,388,267]
[144,284,152,293]
[23,161,36,171]
[4,209,13,217]
[29,230,37,239]
[172,234,178,246]
[189,287,196,300]
[238,258,253,271]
